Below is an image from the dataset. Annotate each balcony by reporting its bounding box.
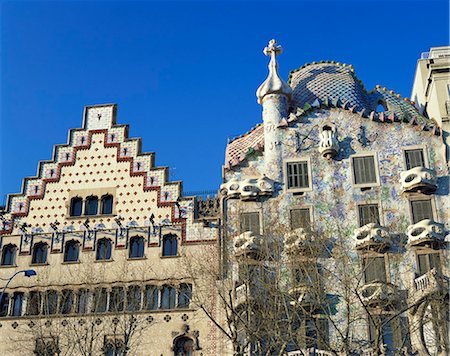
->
[288,282,324,309]
[360,282,399,308]
[285,228,321,257]
[220,176,274,200]
[234,231,265,261]
[407,219,446,247]
[411,269,449,304]
[353,223,392,252]
[400,167,437,194]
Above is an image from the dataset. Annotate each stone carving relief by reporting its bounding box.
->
[353,223,392,251]
[220,176,274,200]
[407,219,446,247]
[400,166,437,194]
[360,282,398,306]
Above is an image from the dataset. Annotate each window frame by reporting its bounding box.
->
[100,194,114,215]
[177,283,192,308]
[128,236,145,259]
[284,157,313,193]
[240,211,261,235]
[145,285,159,311]
[63,240,80,263]
[160,285,176,310]
[409,197,436,224]
[84,195,99,216]
[415,249,441,276]
[96,238,113,261]
[69,197,83,217]
[401,145,429,170]
[357,202,382,227]
[289,206,313,230]
[350,152,380,188]
[1,244,17,266]
[162,234,178,257]
[362,253,389,284]
[31,242,49,265]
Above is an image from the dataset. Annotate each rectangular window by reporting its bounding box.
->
[77,289,89,314]
[358,204,380,227]
[145,285,159,311]
[240,212,260,234]
[177,284,192,308]
[127,286,141,312]
[352,156,377,185]
[363,256,386,283]
[290,208,311,229]
[109,287,125,312]
[0,293,9,317]
[417,253,441,276]
[405,149,425,170]
[11,292,24,317]
[92,288,108,313]
[410,200,433,223]
[286,161,309,190]
[27,291,41,316]
[43,290,58,315]
[59,290,73,315]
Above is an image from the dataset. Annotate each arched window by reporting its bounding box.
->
[96,238,112,261]
[145,285,159,310]
[85,196,98,216]
[160,285,176,309]
[70,197,83,216]
[173,336,194,356]
[64,240,79,262]
[1,244,17,266]
[32,242,48,264]
[178,284,192,308]
[129,236,145,259]
[162,234,178,257]
[101,194,113,215]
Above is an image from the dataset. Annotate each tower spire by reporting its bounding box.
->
[256,39,292,104]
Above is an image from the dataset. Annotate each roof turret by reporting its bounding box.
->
[256,39,292,104]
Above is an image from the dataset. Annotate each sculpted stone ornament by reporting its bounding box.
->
[285,228,320,256]
[360,282,399,307]
[234,231,264,260]
[353,223,392,251]
[318,126,339,159]
[407,219,446,247]
[400,166,437,194]
[220,176,274,200]
[256,39,292,104]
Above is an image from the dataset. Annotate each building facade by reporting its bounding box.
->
[0,105,222,355]
[1,41,449,356]
[221,41,449,355]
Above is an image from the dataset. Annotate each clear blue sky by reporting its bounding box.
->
[1,0,448,203]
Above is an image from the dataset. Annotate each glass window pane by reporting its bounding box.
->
[70,198,83,216]
[178,284,192,308]
[358,204,380,226]
[145,285,158,310]
[240,212,260,234]
[101,195,113,215]
[127,286,141,311]
[405,149,425,169]
[411,200,433,223]
[363,257,386,283]
[60,290,73,315]
[287,161,309,189]
[110,287,125,312]
[290,208,311,229]
[77,289,89,314]
[85,196,98,216]
[0,294,9,317]
[92,288,107,313]
[27,292,41,315]
[11,292,24,317]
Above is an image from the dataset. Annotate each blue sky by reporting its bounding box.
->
[1,0,448,202]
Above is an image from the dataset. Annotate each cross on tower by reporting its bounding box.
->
[263,39,283,59]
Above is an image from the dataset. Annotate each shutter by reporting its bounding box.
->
[353,156,377,184]
[405,149,425,169]
[411,200,433,223]
[359,204,380,226]
[287,162,309,189]
[290,208,311,229]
